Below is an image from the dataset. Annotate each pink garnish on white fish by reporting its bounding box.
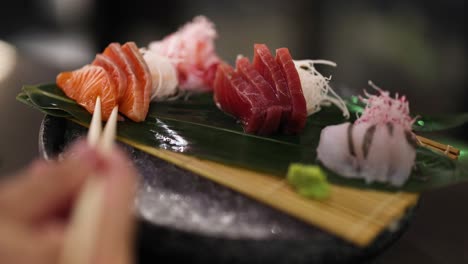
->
[355,81,415,129]
[316,81,417,187]
[147,16,221,92]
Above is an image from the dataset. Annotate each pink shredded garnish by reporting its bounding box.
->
[147,16,221,92]
[355,81,415,130]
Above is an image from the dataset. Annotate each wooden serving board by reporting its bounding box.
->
[119,138,419,247]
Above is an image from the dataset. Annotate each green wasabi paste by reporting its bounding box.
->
[286,163,331,200]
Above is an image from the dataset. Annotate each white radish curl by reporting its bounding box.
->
[294,60,350,119]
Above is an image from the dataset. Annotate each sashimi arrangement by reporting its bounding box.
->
[56,16,221,122]
[145,16,221,92]
[213,45,350,136]
[57,42,152,122]
[317,81,418,187]
[18,15,467,194]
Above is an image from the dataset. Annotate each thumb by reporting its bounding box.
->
[93,146,138,264]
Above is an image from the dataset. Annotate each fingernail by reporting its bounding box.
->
[100,147,138,198]
[65,140,102,170]
[102,147,136,178]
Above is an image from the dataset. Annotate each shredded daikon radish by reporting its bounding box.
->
[141,48,179,101]
[294,60,350,118]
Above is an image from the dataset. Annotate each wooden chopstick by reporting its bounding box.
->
[99,106,119,154]
[60,98,118,264]
[415,135,459,160]
[416,135,460,155]
[87,96,103,147]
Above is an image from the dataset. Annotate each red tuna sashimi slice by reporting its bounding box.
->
[213,64,248,128]
[257,106,283,135]
[56,65,118,120]
[213,63,235,115]
[92,54,127,100]
[122,42,152,121]
[213,63,265,133]
[252,44,291,108]
[229,71,266,133]
[236,56,277,103]
[275,47,307,134]
[235,56,283,135]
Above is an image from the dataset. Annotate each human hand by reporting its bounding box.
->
[0,140,137,264]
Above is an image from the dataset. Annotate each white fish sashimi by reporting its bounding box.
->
[387,125,417,186]
[316,122,416,186]
[316,83,417,187]
[359,124,391,184]
[316,122,360,178]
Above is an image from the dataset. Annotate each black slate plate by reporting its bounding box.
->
[39,115,417,264]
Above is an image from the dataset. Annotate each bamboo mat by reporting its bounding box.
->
[120,138,419,247]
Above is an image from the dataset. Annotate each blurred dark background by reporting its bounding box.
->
[1,0,466,112]
[0,0,466,263]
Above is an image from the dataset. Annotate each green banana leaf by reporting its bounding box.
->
[412,113,468,132]
[17,84,468,193]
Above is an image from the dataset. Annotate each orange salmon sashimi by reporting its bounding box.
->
[102,43,141,121]
[102,42,152,122]
[56,65,118,120]
[92,54,127,101]
[121,42,152,122]
[56,41,152,122]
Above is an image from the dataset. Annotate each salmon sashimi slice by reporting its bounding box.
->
[103,43,141,121]
[213,63,265,133]
[92,54,127,100]
[103,42,150,122]
[55,42,152,122]
[276,47,307,134]
[252,44,291,109]
[121,42,152,121]
[56,65,118,120]
[235,56,283,135]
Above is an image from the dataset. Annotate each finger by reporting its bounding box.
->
[93,146,138,264]
[0,217,63,264]
[0,140,103,223]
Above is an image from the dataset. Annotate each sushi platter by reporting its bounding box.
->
[17,15,468,263]
[38,115,418,263]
